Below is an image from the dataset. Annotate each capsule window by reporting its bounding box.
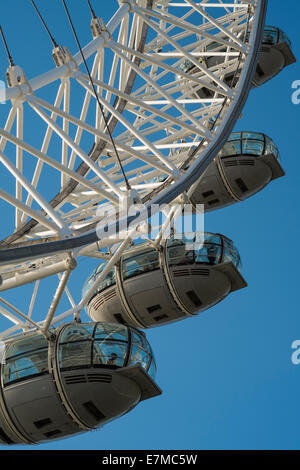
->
[93,341,127,368]
[93,323,128,367]
[59,325,93,370]
[129,330,152,371]
[129,345,151,370]
[122,249,159,280]
[263,27,278,45]
[147,359,157,380]
[195,240,222,265]
[2,335,49,386]
[221,140,242,157]
[242,139,264,155]
[57,323,156,377]
[131,330,151,353]
[82,265,116,299]
[95,266,116,292]
[222,238,242,272]
[167,240,195,266]
[94,323,128,342]
[265,137,280,160]
[59,340,92,370]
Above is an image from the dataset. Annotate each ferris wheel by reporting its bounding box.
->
[0,0,295,445]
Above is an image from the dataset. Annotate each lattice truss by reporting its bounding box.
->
[0,0,258,338]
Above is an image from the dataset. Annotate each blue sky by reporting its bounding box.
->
[0,1,299,450]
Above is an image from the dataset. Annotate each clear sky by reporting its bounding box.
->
[0,0,299,450]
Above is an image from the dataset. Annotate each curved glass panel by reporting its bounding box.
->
[242,138,264,155]
[166,233,223,266]
[57,323,156,378]
[147,359,157,381]
[122,249,160,280]
[82,273,95,299]
[82,263,116,300]
[59,324,94,369]
[221,139,242,157]
[222,237,242,272]
[265,135,280,160]
[167,238,195,266]
[262,27,279,45]
[129,329,152,371]
[93,323,128,367]
[166,233,242,271]
[195,234,223,265]
[58,323,129,370]
[129,329,155,376]
[93,264,116,292]
[279,29,292,48]
[220,132,280,160]
[132,330,151,355]
[2,334,48,385]
[245,26,292,48]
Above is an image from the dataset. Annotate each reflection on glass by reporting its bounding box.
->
[167,240,194,266]
[3,334,48,385]
[60,340,92,369]
[57,323,156,378]
[224,238,242,272]
[261,26,292,48]
[94,323,128,342]
[122,249,160,280]
[93,341,127,368]
[220,132,280,161]
[147,359,157,380]
[166,234,242,271]
[82,264,116,300]
[1,323,157,386]
[262,27,279,45]
[129,345,150,370]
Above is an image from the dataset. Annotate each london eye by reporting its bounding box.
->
[0,0,295,446]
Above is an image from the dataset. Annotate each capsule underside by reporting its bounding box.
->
[189,151,284,211]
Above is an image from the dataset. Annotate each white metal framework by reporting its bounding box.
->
[0,0,267,339]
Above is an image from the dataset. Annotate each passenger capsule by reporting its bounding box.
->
[189,131,284,211]
[84,234,247,329]
[177,26,296,98]
[0,322,160,445]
